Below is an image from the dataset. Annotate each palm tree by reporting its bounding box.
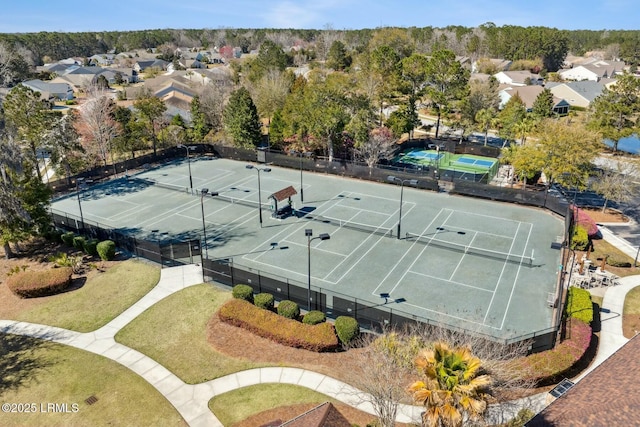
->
[474,108,494,146]
[409,341,492,427]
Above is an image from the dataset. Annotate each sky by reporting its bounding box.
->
[1,0,636,33]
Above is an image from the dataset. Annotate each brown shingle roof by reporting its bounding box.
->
[526,334,640,426]
[281,402,351,427]
[270,186,297,202]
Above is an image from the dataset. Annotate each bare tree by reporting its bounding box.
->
[345,331,417,427]
[591,160,638,212]
[76,85,119,167]
[355,126,397,168]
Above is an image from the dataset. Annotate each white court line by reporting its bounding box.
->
[447,231,479,281]
[332,202,412,217]
[399,300,488,327]
[436,223,515,239]
[131,198,201,229]
[452,209,534,225]
[497,222,533,330]
[482,221,523,324]
[373,209,454,297]
[321,209,393,280]
[409,270,493,293]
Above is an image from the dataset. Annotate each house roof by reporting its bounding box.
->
[526,334,640,426]
[280,402,351,427]
[500,86,565,110]
[547,80,605,104]
[269,186,297,202]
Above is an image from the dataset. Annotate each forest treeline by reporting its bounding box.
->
[1,24,639,68]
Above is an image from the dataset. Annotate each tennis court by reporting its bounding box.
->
[51,157,564,340]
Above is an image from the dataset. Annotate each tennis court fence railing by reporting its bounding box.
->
[405,232,534,266]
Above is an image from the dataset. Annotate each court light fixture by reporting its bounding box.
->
[306,229,331,311]
[246,165,271,227]
[387,176,418,239]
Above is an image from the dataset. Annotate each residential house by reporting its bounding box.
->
[558,60,626,82]
[278,402,352,427]
[499,85,570,115]
[526,334,640,426]
[133,59,169,74]
[87,54,115,66]
[21,79,74,101]
[494,71,543,87]
[545,80,606,109]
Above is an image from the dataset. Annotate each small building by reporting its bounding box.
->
[269,186,298,219]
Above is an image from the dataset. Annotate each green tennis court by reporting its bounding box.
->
[51,157,564,341]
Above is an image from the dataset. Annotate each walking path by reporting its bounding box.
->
[2,224,639,425]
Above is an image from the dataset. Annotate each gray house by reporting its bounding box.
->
[21,79,74,101]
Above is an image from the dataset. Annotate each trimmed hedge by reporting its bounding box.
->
[72,236,86,250]
[254,293,274,310]
[277,300,300,319]
[516,319,592,383]
[607,257,632,268]
[6,267,73,298]
[335,316,360,345]
[61,231,76,246]
[566,286,593,324]
[218,299,339,352]
[571,225,589,251]
[232,284,254,303]
[83,238,99,256]
[302,310,326,325]
[96,240,116,261]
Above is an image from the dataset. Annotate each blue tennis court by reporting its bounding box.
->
[404,150,443,161]
[454,156,496,168]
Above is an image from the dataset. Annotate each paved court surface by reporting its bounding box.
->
[51,157,565,341]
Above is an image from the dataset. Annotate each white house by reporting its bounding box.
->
[494,70,543,86]
[558,60,626,81]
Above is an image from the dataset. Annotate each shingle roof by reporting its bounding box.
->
[526,334,640,426]
[270,185,297,202]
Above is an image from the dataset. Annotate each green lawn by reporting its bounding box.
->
[623,286,640,338]
[15,260,160,332]
[115,284,265,384]
[209,384,334,427]
[0,334,185,427]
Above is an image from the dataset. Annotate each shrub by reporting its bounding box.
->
[232,284,254,303]
[61,231,76,246]
[6,267,73,298]
[277,300,300,319]
[335,316,360,345]
[302,310,326,325]
[72,236,86,250]
[83,238,99,256]
[47,252,83,274]
[565,286,593,324]
[516,319,592,383]
[96,240,116,261]
[607,257,632,268]
[570,225,589,251]
[218,299,339,351]
[45,229,63,242]
[254,292,274,310]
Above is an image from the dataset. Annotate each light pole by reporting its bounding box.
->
[306,229,330,311]
[246,164,271,227]
[291,150,309,203]
[178,144,195,192]
[387,176,418,239]
[200,188,219,259]
[76,178,85,233]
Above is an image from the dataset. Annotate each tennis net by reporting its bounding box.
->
[405,232,533,266]
[130,177,261,209]
[303,213,393,238]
